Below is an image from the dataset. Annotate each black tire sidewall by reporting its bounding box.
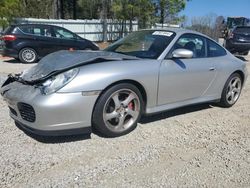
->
[19,48,37,63]
[220,73,242,107]
[92,83,144,137]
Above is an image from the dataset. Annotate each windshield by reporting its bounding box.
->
[227,17,250,29]
[105,30,176,59]
[234,27,250,33]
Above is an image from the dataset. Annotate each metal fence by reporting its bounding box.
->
[14,18,138,42]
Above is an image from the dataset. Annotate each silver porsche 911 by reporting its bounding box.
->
[1,29,248,137]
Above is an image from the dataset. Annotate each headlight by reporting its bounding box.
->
[41,68,78,95]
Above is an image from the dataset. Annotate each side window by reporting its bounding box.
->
[53,27,75,40]
[207,39,226,57]
[33,27,42,36]
[18,25,34,34]
[18,25,52,37]
[42,27,53,37]
[172,34,206,58]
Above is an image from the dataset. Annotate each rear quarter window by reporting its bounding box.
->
[207,39,227,57]
[18,25,51,36]
[18,25,34,34]
[2,26,14,34]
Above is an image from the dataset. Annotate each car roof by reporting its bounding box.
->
[141,28,209,38]
[11,23,61,28]
[10,24,204,35]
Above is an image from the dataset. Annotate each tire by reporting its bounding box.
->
[219,73,242,107]
[19,48,37,63]
[92,83,143,137]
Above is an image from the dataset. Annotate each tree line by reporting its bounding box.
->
[0,0,189,29]
[1,0,225,41]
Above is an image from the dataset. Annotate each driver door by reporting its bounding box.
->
[158,34,217,105]
[52,26,79,50]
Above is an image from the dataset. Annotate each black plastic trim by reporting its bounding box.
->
[15,120,92,136]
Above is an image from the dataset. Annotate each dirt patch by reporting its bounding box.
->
[96,42,110,49]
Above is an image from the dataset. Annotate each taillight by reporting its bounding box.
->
[2,35,17,41]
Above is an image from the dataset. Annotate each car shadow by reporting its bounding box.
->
[140,103,213,124]
[172,59,186,69]
[3,58,36,64]
[3,58,20,64]
[94,103,215,138]
[15,103,215,143]
[15,122,91,144]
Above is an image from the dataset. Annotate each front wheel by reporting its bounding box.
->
[19,48,38,63]
[92,83,143,137]
[220,73,242,107]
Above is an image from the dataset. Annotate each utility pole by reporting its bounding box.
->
[102,0,108,42]
[73,0,77,19]
[60,0,64,19]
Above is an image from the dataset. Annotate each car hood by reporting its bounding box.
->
[21,50,139,83]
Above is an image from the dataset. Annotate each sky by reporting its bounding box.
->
[181,0,250,20]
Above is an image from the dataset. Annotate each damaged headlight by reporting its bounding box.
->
[41,68,79,95]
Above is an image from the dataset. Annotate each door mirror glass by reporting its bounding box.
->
[172,49,193,58]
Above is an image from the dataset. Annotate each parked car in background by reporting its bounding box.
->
[225,26,250,55]
[0,24,99,63]
[1,29,248,137]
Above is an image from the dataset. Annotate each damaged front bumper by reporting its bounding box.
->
[1,79,98,136]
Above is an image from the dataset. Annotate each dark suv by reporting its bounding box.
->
[225,26,250,55]
[0,24,99,63]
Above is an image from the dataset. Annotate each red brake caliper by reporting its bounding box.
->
[128,102,134,110]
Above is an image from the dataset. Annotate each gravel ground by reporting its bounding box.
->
[0,56,249,187]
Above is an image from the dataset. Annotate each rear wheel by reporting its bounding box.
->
[19,48,37,63]
[220,73,242,107]
[92,83,143,137]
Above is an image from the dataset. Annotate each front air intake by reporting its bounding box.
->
[17,103,36,122]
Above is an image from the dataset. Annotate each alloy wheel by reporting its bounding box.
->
[21,49,36,63]
[103,89,140,133]
[226,76,242,105]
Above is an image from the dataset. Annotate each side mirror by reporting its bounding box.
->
[172,49,193,58]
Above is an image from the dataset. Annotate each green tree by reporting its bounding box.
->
[0,0,20,28]
[111,0,154,30]
[19,0,54,19]
[17,0,75,20]
[156,0,189,25]
[77,0,102,19]
[137,0,155,28]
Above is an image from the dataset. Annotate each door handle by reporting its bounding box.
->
[209,67,216,71]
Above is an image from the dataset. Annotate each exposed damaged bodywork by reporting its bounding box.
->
[2,50,139,88]
[20,50,139,83]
